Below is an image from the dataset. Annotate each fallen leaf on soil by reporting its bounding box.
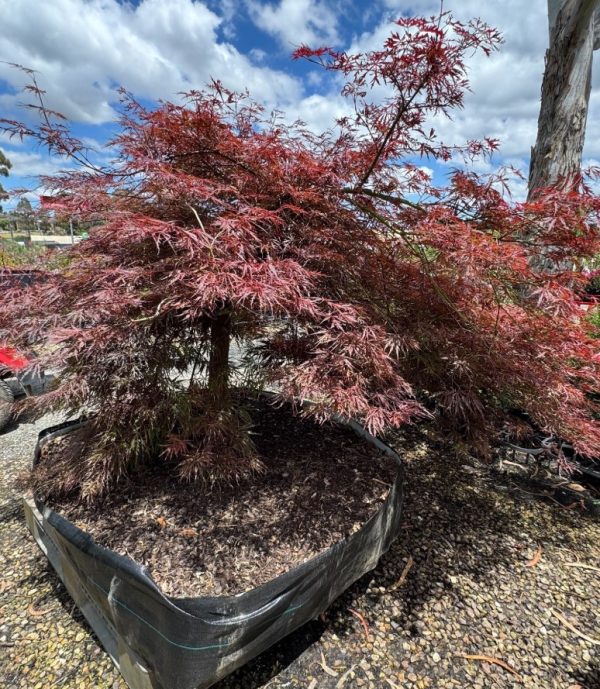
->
[455,653,522,681]
[348,607,370,642]
[391,555,414,589]
[179,528,198,538]
[319,651,339,677]
[567,684,583,689]
[155,516,167,529]
[27,602,52,617]
[565,562,600,574]
[561,499,584,510]
[335,664,356,688]
[566,483,586,492]
[526,546,542,568]
[549,608,600,646]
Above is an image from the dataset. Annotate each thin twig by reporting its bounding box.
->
[348,607,370,642]
[318,651,339,677]
[335,664,357,688]
[341,186,426,212]
[358,72,430,187]
[549,608,600,645]
[455,652,522,681]
[391,555,414,589]
[565,562,600,574]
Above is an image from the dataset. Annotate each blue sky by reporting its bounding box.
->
[0,0,598,206]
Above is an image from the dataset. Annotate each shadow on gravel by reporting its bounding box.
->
[0,496,21,526]
[213,620,326,689]
[15,555,104,650]
[363,440,596,634]
[572,661,600,689]
[2,488,92,636]
[0,407,43,435]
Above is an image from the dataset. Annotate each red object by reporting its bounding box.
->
[574,295,599,312]
[0,346,29,372]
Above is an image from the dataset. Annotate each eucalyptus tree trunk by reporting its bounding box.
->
[528,0,600,198]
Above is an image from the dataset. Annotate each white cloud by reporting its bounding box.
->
[247,0,340,48]
[0,131,24,148]
[249,47,267,63]
[3,150,72,178]
[291,93,350,131]
[0,0,303,125]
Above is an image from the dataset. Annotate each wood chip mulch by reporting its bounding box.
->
[44,397,398,598]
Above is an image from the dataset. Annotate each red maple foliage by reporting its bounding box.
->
[1,12,600,497]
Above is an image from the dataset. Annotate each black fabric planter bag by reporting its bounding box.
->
[24,417,404,689]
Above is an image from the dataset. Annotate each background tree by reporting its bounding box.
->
[0,149,11,213]
[15,196,32,215]
[528,0,600,197]
[14,195,34,237]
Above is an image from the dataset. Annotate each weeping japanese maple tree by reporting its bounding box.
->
[2,11,600,498]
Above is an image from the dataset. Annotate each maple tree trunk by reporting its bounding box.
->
[528,0,599,198]
[208,309,231,405]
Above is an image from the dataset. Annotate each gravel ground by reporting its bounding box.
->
[1,415,599,689]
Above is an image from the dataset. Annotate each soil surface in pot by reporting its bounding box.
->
[43,397,398,598]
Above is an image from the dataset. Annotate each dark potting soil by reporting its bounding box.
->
[43,397,398,598]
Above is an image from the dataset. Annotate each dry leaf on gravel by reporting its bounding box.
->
[525,546,542,568]
[455,653,522,681]
[319,651,339,677]
[391,555,414,589]
[27,602,53,617]
[155,516,167,529]
[179,528,198,538]
[348,607,370,642]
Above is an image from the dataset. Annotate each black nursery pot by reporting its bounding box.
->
[24,416,404,689]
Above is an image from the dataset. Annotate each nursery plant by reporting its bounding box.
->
[2,11,600,500]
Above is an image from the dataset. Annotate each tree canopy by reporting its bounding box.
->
[1,12,600,498]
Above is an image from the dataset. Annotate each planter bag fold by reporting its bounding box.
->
[25,418,404,689]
